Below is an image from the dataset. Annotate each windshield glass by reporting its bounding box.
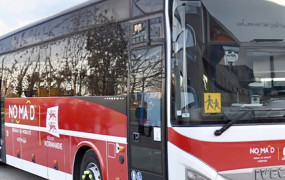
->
[171,0,285,126]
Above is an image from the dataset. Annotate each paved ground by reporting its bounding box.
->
[0,162,45,180]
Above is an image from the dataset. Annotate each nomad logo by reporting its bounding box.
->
[9,100,36,122]
[255,167,285,180]
[250,145,275,156]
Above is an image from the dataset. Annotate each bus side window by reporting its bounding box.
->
[131,0,164,17]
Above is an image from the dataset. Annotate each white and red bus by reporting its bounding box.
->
[1,0,285,179]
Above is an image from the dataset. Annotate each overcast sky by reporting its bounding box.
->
[0,0,88,37]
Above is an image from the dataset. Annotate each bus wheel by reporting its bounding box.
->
[80,150,102,180]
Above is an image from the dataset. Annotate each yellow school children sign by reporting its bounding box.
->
[204,93,222,113]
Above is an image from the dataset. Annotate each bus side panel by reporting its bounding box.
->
[5,97,127,179]
[45,134,67,179]
[5,126,15,164]
[5,98,49,178]
[70,138,128,180]
[106,142,128,180]
[21,128,48,177]
[67,97,127,179]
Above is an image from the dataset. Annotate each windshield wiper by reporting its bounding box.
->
[214,108,285,136]
[214,109,251,136]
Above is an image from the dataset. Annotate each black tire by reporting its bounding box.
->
[80,150,102,180]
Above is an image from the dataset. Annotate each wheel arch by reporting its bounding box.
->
[72,141,105,180]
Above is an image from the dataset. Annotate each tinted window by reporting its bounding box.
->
[1,22,128,97]
[132,0,164,17]
[0,0,130,54]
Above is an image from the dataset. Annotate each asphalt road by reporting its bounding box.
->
[0,162,45,180]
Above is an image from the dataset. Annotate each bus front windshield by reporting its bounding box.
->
[171,0,285,126]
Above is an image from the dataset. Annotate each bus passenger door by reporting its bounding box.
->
[128,16,166,179]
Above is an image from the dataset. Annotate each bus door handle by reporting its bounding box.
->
[133,132,140,142]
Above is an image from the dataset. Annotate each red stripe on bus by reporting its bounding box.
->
[168,127,285,171]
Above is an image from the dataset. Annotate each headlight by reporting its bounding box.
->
[186,169,209,180]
